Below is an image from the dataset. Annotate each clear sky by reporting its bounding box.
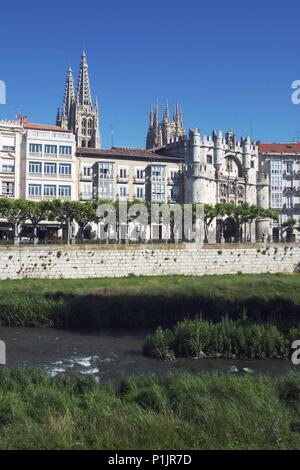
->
[0,0,300,148]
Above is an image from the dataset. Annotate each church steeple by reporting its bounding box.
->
[146,101,184,149]
[63,68,75,117]
[58,67,75,129]
[76,50,92,107]
[57,51,101,148]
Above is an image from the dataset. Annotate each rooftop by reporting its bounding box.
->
[23,122,70,133]
[76,146,182,161]
[259,143,300,154]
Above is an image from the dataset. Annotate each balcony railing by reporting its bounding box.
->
[167,177,180,185]
[133,176,145,184]
[80,193,92,201]
[80,173,92,181]
[117,175,129,183]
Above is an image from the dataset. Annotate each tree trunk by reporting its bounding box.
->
[14,223,19,245]
[33,226,38,245]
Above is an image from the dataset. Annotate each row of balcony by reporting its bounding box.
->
[28,152,73,159]
[82,174,180,185]
[28,172,72,179]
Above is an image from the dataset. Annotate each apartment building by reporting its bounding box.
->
[76,147,182,204]
[259,143,300,241]
[0,120,23,199]
[21,122,77,201]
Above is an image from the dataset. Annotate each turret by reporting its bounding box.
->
[257,173,269,209]
[214,130,223,168]
[242,136,251,170]
[189,128,201,164]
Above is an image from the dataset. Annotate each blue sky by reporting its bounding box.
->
[0,0,300,147]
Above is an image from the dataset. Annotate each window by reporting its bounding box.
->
[286,194,293,209]
[119,186,128,198]
[2,164,14,173]
[29,162,42,174]
[59,163,71,175]
[2,182,14,195]
[151,165,165,181]
[59,146,72,155]
[271,160,282,174]
[81,183,92,197]
[98,162,114,179]
[44,185,56,196]
[29,143,42,154]
[136,186,144,199]
[28,184,41,196]
[136,169,144,180]
[2,136,15,151]
[170,187,179,202]
[170,170,179,182]
[286,161,294,175]
[44,145,57,155]
[119,168,127,178]
[98,180,113,199]
[251,160,255,168]
[58,185,71,197]
[82,119,87,136]
[83,166,92,176]
[271,175,282,191]
[44,163,57,175]
[87,119,93,137]
[207,155,212,164]
[271,192,282,209]
[152,182,165,201]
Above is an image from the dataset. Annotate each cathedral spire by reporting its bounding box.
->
[76,50,92,107]
[153,100,159,128]
[149,104,154,127]
[163,101,170,123]
[62,67,75,119]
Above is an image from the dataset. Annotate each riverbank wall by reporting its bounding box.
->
[0,243,299,279]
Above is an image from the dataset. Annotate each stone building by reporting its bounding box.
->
[158,128,270,242]
[146,102,184,149]
[56,51,101,149]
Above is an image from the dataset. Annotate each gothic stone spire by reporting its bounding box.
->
[76,50,92,107]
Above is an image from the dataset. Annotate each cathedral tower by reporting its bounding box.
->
[57,51,101,149]
[146,101,184,149]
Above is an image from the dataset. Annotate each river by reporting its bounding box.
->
[0,327,297,384]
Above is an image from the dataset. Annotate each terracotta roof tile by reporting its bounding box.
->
[24,123,70,133]
[259,143,300,154]
[76,146,182,161]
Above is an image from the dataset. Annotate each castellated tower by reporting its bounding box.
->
[57,51,101,149]
[146,102,184,149]
[256,173,271,241]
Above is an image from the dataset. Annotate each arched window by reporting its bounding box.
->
[82,119,87,135]
[87,119,93,136]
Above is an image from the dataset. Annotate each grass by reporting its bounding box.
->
[0,368,299,449]
[0,274,300,328]
[143,318,300,360]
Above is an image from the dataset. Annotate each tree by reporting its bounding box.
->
[48,200,78,244]
[73,201,97,242]
[0,199,28,244]
[24,200,52,245]
[282,218,297,242]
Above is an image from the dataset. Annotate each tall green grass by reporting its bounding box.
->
[0,368,299,449]
[0,274,299,328]
[143,318,300,359]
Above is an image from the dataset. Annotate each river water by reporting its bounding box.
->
[0,327,297,384]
